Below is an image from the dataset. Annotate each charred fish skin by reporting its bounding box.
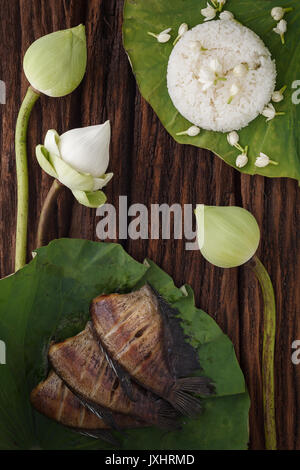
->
[91,285,214,418]
[90,287,173,396]
[30,371,148,444]
[30,371,107,430]
[48,323,178,430]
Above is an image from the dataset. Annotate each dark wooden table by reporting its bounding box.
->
[0,0,299,450]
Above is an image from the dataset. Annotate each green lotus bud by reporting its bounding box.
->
[23,24,87,97]
[195,204,260,268]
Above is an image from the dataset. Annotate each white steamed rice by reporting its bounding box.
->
[167,19,277,133]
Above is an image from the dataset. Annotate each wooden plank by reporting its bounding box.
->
[0,0,299,450]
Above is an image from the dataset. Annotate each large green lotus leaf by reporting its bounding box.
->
[123,0,300,180]
[0,239,249,450]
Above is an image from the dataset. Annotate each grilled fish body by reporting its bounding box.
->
[30,371,145,443]
[91,285,214,417]
[31,370,143,430]
[48,323,177,430]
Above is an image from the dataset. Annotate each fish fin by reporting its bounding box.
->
[77,396,118,430]
[175,377,215,396]
[74,428,119,445]
[148,284,201,378]
[89,322,136,402]
[169,389,203,418]
[156,400,181,431]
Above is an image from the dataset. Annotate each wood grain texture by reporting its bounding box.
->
[0,0,299,450]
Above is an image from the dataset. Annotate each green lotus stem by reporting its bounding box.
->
[36,179,64,249]
[15,86,40,271]
[250,255,276,450]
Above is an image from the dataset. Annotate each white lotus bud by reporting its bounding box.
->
[201,3,217,21]
[273,19,287,44]
[233,63,248,77]
[35,122,113,208]
[236,153,248,168]
[176,125,200,137]
[220,10,234,20]
[255,152,279,168]
[227,131,239,147]
[59,122,110,177]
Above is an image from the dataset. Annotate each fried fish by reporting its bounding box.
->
[30,371,145,443]
[91,285,214,417]
[48,322,178,430]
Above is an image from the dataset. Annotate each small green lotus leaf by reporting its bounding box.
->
[123,0,300,181]
[72,189,107,208]
[23,24,87,97]
[35,145,58,179]
[48,152,95,192]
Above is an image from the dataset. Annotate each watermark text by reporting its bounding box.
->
[96,196,198,251]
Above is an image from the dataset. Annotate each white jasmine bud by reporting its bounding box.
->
[227,83,240,104]
[178,23,188,36]
[262,103,275,121]
[198,67,215,90]
[272,85,287,103]
[201,3,217,21]
[189,41,208,54]
[236,153,248,168]
[227,131,239,147]
[173,23,189,45]
[271,7,284,20]
[262,102,285,121]
[209,58,223,74]
[212,0,226,11]
[233,63,248,77]
[176,125,201,137]
[271,6,293,21]
[255,152,279,168]
[273,19,287,44]
[220,10,234,20]
[148,28,172,43]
